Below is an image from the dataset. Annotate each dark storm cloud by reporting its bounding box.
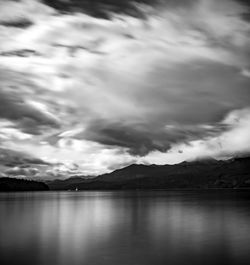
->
[0,18,33,28]
[0,67,60,134]
[42,0,199,18]
[239,0,250,23]
[82,121,163,155]
[0,91,58,127]
[60,57,249,155]
[74,118,228,155]
[241,12,250,21]
[0,49,40,57]
[0,148,49,167]
[236,0,250,7]
[42,0,159,18]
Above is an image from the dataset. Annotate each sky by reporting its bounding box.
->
[0,0,250,179]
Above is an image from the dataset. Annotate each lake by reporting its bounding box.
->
[0,190,250,265]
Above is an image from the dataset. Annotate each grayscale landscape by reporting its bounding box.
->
[0,0,250,265]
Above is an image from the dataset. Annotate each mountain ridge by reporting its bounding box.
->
[47,156,250,190]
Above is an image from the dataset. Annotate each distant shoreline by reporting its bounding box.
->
[1,187,250,193]
[0,177,49,192]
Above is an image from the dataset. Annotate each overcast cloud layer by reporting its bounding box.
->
[0,0,250,178]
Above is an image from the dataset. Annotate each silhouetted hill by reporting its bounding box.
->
[46,176,88,190]
[0,177,49,191]
[47,157,250,190]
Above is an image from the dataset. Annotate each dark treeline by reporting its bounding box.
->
[0,177,49,192]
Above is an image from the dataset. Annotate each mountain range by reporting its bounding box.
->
[46,156,250,190]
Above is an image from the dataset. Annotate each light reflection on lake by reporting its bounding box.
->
[0,190,250,265]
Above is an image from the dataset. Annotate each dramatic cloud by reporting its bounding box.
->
[141,108,250,165]
[0,0,249,177]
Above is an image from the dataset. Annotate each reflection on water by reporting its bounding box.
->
[0,191,250,265]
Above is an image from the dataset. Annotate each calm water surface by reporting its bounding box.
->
[0,190,250,265]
